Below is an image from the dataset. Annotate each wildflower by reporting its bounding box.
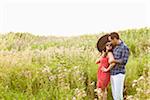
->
[72,97,76,100]
[126,95,133,100]
[146,90,150,94]
[132,83,136,88]
[64,68,67,72]
[137,76,145,81]
[136,88,143,92]
[132,80,138,83]
[22,70,32,79]
[42,65,50,73]
[48,75,56,81]
[90,82,95,86]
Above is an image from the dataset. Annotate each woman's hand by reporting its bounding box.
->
[101,66,108,72]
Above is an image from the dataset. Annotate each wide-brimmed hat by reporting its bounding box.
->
[96,34,109,52]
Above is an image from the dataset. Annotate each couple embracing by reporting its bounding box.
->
[96,32,130,100]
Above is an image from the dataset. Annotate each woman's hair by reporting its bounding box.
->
[101,43,112,57]
[109,32,120,39]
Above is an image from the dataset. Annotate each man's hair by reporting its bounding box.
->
[109,32,120,39]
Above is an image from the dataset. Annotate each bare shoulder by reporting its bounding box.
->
[107,52,113,57]
[107,52,114,61]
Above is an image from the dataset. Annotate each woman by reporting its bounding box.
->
[96,34,115,100]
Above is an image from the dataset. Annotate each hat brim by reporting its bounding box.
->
[97,34,109,52]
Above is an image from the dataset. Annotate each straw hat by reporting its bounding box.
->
[96,34,109,52]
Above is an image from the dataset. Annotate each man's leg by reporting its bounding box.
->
[116,74,125,100]
[110,75,116,100]
[111,74,125,100]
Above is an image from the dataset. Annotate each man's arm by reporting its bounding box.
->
[111,46,130,65]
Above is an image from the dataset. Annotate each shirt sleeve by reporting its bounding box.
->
[118,46,130,65]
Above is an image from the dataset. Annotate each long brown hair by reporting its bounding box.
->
[101,42,112,57]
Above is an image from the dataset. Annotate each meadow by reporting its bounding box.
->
[0,27,149,100]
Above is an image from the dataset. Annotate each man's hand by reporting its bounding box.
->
[110,60,117,64]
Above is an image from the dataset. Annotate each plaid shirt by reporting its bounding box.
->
[110,41,130,75]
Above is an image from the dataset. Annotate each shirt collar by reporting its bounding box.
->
[117,40,123,46]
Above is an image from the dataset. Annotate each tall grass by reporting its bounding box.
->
[0,27,149,99]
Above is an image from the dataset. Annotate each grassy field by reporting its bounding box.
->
[0,27,149,100]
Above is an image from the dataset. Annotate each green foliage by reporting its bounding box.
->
[0,27,149,99]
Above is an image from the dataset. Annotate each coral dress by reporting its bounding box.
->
[96,57,110,89]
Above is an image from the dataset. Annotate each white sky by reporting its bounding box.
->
[0,0,150,36]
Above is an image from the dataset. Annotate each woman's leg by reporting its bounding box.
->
[97,88,102,100]
[102,88,107,100]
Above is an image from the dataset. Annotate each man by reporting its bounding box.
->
[109,32,130,100]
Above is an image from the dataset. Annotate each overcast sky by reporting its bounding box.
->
[0,0,150,36]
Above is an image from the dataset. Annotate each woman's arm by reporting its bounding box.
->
[95,56,102,64]
[95,58,100,64]
[105,63,115,72]
[101,52,115,72]
[95,55,103,64]
[108,52,114,64]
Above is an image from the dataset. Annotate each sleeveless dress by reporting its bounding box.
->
[96,57,110,89]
